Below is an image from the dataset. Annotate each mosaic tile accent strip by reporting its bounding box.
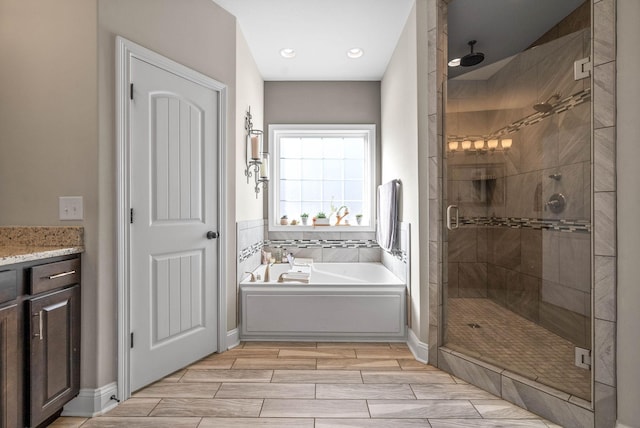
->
[448,88,592,142]
[265,239,380,250]
[239,242,264,263]
[259,239,407,264]
[389,249,408,264]
[458,217,591,233]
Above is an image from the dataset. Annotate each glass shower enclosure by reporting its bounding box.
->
[444,2,592,401]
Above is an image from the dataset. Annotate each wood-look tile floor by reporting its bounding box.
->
[51,342,562,428]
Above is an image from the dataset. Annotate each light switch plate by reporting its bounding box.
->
[59,196,83,220]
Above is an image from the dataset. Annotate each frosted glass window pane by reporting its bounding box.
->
[279,201,300,219]
[344,138,365,158]
[280,138,302,158]
[280,180,301,201]
[272,126,374,227]
[347,202,363,216]
[344,180,364,200]
[301,202,321,217]
[301,138,323,158]
[323,160,343,179]
[301,180,322,200]
[344,159,364,180]
[323,181,343,201]
[323,138,344,158]
[302,159,323,180]
[280,159,301,179]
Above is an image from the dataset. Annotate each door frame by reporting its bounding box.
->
[115,36,228,400]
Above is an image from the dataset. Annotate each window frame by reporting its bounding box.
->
[268,124,377,233]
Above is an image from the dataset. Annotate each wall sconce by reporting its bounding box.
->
[487,139,499,150]
[244,107,268,198]
[473,139,485,150]
[461,140,472,151]
[501,138,512,150]
[448,141,459,152]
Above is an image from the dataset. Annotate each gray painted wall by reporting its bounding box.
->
[264,81,381,153]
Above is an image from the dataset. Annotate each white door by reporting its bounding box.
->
[129,57,219,391]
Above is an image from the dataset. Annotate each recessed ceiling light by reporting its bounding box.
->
[448,58,461,67]
[347,48,364,59]
[280,48,296,59]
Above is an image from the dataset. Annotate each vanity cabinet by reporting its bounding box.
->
[0,303,18,428]
[0,253,81,428]
[27,285,80,427]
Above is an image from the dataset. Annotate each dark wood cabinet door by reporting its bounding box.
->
[28,286,80,427]
[0,304,18,428]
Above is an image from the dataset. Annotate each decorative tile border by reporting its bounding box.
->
[457,216,592,233]
[448,88,592,142]
[238,241,264,263]
[239,238,408,265]
[265,239,380,250]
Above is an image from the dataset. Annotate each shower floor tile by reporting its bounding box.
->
[446,298,591,400]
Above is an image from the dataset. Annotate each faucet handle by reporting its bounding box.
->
[244,271,256,282]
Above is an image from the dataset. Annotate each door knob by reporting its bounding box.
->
[206,231,219,239]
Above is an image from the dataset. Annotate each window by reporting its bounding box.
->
[269,124,376,230]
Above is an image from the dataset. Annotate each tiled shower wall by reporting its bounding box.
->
[448,226,591,349]
[446,27,592,349]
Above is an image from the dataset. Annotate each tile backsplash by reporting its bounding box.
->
[237,220,411,277]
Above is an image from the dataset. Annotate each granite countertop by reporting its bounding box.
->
[0,245,84,266]
[0,226,84,266]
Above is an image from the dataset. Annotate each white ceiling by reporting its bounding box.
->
[212,0,415,81]
[213,0,586,82]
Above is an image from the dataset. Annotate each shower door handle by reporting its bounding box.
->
[446,205,460,230]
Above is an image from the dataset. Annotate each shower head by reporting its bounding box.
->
[460,40,485,67]
[533,94,561,113]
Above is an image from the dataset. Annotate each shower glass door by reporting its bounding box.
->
[444,1,592,401]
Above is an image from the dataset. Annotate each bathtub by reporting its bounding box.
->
[239,262,407,341]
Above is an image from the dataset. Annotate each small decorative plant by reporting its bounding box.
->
[314,211,330,226]
[300,213,309,218]
[355,214,363,225]
[300,213,309,225]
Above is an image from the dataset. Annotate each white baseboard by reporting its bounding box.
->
[616,422,635,428]
[407,328,429,363]
[226,328,240,350]
[61,382,119,417]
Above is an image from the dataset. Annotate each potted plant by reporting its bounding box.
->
[280,215,288,225]
[300,213,309,226]
[314,212,330,226]
[355,214,363,225]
